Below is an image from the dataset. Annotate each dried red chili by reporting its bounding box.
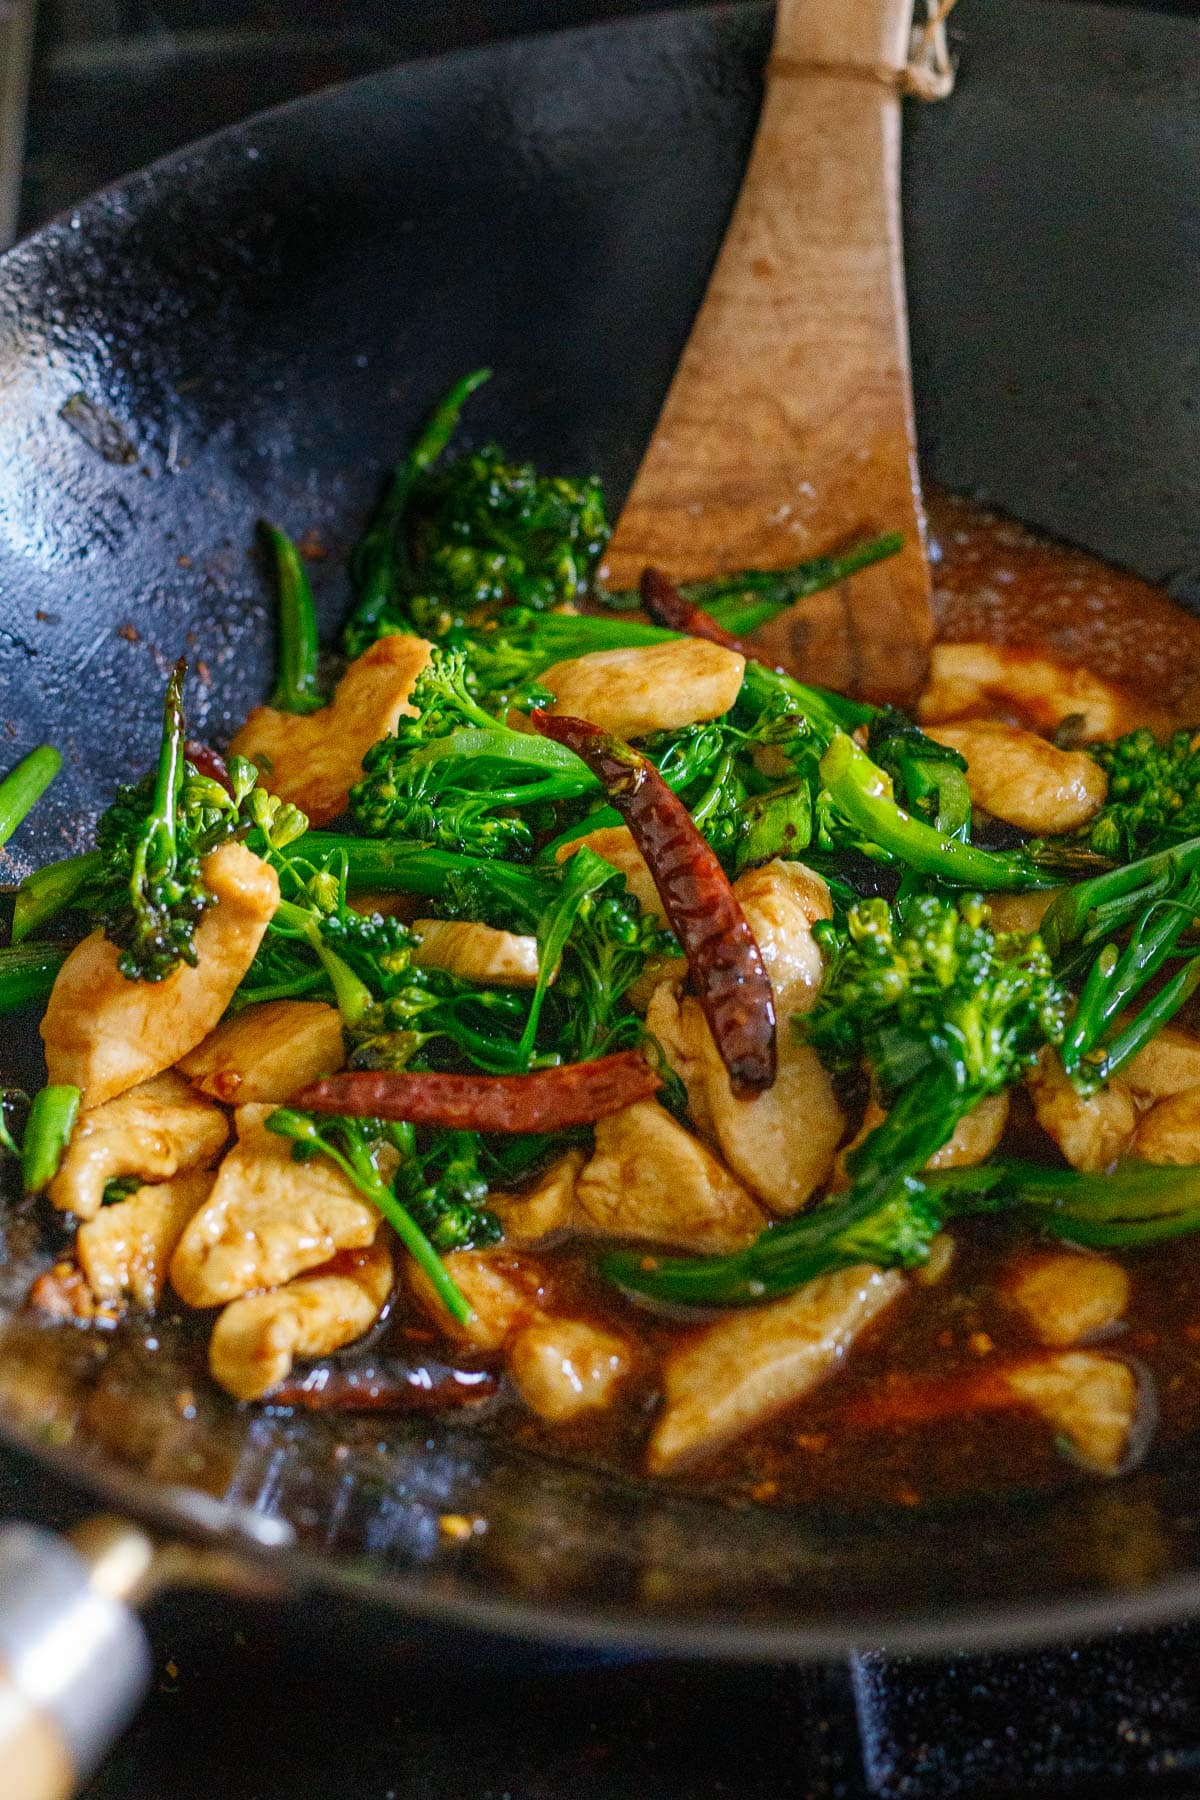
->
[270,1360,498,1413]
[185,739,233,795]
[531,710,777,1094]
[639,566,747,654]
[294,1050,661,1132]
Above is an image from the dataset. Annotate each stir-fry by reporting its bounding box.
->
[6,370,1200,1504]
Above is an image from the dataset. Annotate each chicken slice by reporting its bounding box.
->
[555,825,667,923]
[541,639,745,741]
[209,1240,394,1402]
[410,919,541,988]
[917,642,1136,740]
[508,1318,633,1423]
[407,1247,553,1351]
[1134,1086,1200,1164]
[1124,1026,1200,1104]
[47,1072,228,1222]
[178,1000,345,1104]
[925,1092,1011,1170]
[648,1266,907,1472]
[925,720,1107,835]
[643,984,716,1141]
[489,1151,586,1246]
[732,859,832,1016]
[1005,1251,1130,1347]
[688,861,842,1215]
[170,1104,378,1307]
[231,633,432,826]
[77,1168,217,1310]
[982,890,1058,936]
[1002,1352,1139,1475]
[1026,1049,1136,1172]
[41,842,280,1109]
[575,1100,766,1253]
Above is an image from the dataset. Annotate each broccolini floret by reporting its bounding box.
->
[1084,726,1200,859]
[349,646,596,857]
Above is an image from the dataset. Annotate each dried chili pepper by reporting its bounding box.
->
[531,710,777,1093]
[270,1359,498,1413]
[639,566,747,653]
[294,1049,661,1132]
[185,740,233,795]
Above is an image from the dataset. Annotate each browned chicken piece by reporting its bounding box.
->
[917,643,1138,739]
[1004,1251,1130,1347]
[925,1092,1011,1169]
[178,1000,345,1104]
[47,1072,228,1221]
[1123,1026,1200,1103]
[642,984,716,1140]
[686,862,842,1215]
[575,1100,766,1254]
[77,1168,217,1310]
[555,824,667,924]
[29,1261,121,1325]
[1003,1353,1138,1475]
[507,1318,633,1423]
[1026,1048,1136,1172]
[170,1104,379,1307]
[231,634,432,825]
[209,1240,395,1402]
[925,721,1107,836]
[731,859,831,1015]
[410,919,541,988]
[983,890,1059,935]
[540,639,745,740]
[41,842,279,1109]
[1134,1086,1200,1164]
[489,1151,586,1246]
[648,1265,907,1473]
[408,1247,553,1350]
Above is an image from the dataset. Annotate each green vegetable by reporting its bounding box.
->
[803,891,1064,1209]
[597,531,904,633]
[0,746,62,848]
[264,1108,472,1323]
[393,1127,502,1252]
[866,707,971,838]
[20,1085,80,1193]
[819,731,1055,891]
[11,851,100,943]
[350,646,597,857]
[0,942,68,1014]
[343,371,609,651]
[0,1090,27,1161]
[1084,727,1200,859]
[603,1155,1200,1307]
[263,522,324,714]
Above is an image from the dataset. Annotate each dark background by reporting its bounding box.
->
[10,3,1200,1798]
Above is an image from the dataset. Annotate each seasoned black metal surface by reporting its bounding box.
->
[5,0,1200,1669]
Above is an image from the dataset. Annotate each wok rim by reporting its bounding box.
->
[4,0,1200,1661]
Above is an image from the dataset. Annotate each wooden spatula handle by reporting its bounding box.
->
[602,0,932,705]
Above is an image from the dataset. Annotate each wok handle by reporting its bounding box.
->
[0,1519,153,1800]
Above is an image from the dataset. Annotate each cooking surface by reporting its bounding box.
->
[10,0,1200,1794]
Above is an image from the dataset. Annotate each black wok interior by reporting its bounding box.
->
[4,0,1200,1657]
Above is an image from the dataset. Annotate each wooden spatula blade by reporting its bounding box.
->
[602,0,932,706]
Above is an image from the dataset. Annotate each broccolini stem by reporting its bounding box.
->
[271,897,374,1024]
[277,834,548,925]
[20,1085,80,1193]
[1061,873,1200,1073]
[596,531,904,629]
[135,659,187,904]
[351,369,492,641]
[737,661,876,738]
[0,943,68,1014]
[263,523,324,715]
[819,732,1052,891]
[1082,953,1200,1090]
[0,746,62,848]
[1039,834,1200,959]
[264,1108,471,1324]
[11,849,102,942]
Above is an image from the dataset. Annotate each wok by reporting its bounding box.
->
[2,0,1200,1774]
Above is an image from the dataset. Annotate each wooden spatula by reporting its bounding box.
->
[601,0,936,706]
